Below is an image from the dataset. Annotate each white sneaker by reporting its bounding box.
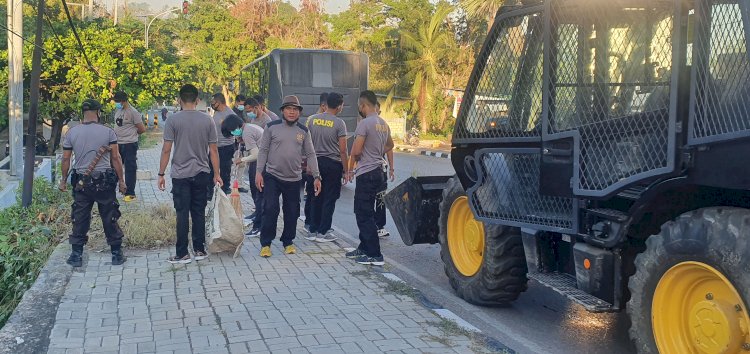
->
[193,251,208,261]
[377,229,390,238]
[167,255,192,264]
[315,233,338,243]
[305,232,318,241]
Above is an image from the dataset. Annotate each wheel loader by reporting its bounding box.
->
[385,1,750,352]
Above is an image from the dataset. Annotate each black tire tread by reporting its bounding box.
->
[438,177,528,306]
[627,207,750,353]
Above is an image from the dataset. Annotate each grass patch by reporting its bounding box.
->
[383,278,419,299]
[138,131,162,150]
[0,178,72,327]
[425,318,513,354]
[88,204,176,250]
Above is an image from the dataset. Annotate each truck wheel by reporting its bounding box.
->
[627,207,750,353]
[438,177,528,305]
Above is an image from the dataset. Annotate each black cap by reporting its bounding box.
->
[82,99,102,112]
[113,91,128,102]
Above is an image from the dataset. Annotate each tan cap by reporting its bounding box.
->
[279,95,303,111]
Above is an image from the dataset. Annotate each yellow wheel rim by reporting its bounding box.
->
[653,261,750,354]
[447,196,484,277]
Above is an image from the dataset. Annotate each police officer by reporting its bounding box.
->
[300,92,328,231]
[255,95,321,257]
[112,91,146,203]
[346,91,394,266]
[306,92,348,243]
[59,99,128,267]
[210,93,236,194]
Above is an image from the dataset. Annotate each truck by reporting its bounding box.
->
[385,0,750,353]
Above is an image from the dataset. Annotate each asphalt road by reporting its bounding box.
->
[326,152,635,354]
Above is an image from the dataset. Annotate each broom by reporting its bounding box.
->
[230,169,243,218]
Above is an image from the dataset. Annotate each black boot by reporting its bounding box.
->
[67,244,83,267]
[111,245,126,265]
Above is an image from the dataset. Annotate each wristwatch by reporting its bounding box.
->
[158,172,165,177]
[313,174,321,180]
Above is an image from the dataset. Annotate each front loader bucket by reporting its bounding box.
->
[384,176,453,246]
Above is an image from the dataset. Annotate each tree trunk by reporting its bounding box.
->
[222,85,232,107]
[418,83,429,133]
[48,116,65,155]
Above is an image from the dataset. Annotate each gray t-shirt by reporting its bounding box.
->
[307,112,347,162]
[256,120,319,182]
[242,123,263,151]
[212,108,236,147]
[354,114,391,177]
[251,112,272,129]
[63,122,118,173]
[164,110,218,179]
[114,106,141,144]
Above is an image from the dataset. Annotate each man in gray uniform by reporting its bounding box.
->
[112,91,146,202]
[210,93,236,194]
[60,99,127,267]
[235,120,264,237]
[244,97,272,128]
[158,84,223,264]
[346,90,394,266]
[253,94,280,121]
[306,92,348,243]
[255,95,321,258]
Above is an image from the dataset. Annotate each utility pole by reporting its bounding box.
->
[89,0,94,20]
[6,0,23,177]
[23,0,45,207]
[114,0,118,25]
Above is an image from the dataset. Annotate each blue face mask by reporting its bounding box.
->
[231,128,243,137]
[115,102,123,110]
[237,105,245,112]
[246,112,257,120]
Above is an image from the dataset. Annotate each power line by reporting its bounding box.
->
[45,14,66,50]
[60,0,106,80]
[0,21,68,63]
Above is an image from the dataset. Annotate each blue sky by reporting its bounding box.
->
[131,0,351,14]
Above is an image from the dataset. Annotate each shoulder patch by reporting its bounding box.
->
[296,122,309,133]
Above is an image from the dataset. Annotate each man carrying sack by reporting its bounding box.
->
[158,84,223,264]
[59,99,128,267]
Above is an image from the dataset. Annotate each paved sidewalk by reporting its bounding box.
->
[45,136,483,354]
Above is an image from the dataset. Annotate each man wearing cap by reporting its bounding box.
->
[255,95,321,257]
[345,90,394,266]
[253,94,280,121]
[59,99,128,267]
[306,92,349,243]
[112,91,146,202]
[210,93,236,195]
[158,84,223,264]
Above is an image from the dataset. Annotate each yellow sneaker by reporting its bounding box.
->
[123,195,136,202]
[260,246,272,258]
[284,245,296,255]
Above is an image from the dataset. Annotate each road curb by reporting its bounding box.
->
[420,150,451,159]
[394,146,416,153]
[0,242,72,354]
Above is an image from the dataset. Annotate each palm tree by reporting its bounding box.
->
[462,0,505,33]
[401,4,452,133]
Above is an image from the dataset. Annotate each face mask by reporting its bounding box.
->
[115,102,123,110]
[237,105,245,112]
[246,112,257,120]
[231,128,243,136]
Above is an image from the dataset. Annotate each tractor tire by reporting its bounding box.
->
[627,207,750,354]
[438,177,528,306]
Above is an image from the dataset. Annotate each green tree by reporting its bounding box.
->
[38,24,184,153]
[401,4,453,133]
[177,0,259,102]
[461,0,504,33]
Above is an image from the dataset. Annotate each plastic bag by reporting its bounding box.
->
[206,185,244,257]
